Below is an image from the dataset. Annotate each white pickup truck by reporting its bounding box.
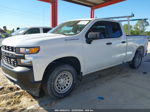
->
[1,19,148,98]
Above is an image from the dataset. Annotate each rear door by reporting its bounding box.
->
[108,22,126,65]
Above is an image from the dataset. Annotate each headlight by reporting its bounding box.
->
[17,47,40,54]
[16,47,40,66]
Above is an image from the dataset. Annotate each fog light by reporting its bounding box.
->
[20,59,32,66]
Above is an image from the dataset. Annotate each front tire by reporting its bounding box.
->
[129,49,143,69]
[43,64,77,99]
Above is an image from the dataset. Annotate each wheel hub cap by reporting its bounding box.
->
[54,71,73,94]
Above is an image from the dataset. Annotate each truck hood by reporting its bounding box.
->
[2,33,66,47]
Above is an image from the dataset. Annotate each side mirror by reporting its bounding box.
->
[88,32,100,39]
[86,32,101,44]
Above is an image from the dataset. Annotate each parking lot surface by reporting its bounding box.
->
[39,54,150,110]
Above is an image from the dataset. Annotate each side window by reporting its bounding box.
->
[88,21,110,39]
[43,28,51,33]
[110,22,122,38]
[25,28,40,34]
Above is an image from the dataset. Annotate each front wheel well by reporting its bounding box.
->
[42,57,82,82]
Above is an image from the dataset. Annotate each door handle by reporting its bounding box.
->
[106,42,112,45]
[121,41,126,44]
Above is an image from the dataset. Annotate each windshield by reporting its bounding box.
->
[11,28,28,36]
[49,20,90,36]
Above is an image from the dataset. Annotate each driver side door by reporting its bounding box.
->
[83,21,115,74]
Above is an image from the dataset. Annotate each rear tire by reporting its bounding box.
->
[43,64,77,99]
[129,49,143,69]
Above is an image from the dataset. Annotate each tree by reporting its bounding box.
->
[134,20,149,35]
[130,30,140,35]
[123,20,150,35]
[123,24,132,35]
[145,31,150,36]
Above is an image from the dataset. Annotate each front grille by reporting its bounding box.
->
[3,56,18,67]
[2,45,16,52]
[2,46,18,67]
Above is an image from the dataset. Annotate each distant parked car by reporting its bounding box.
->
[0,27,51,59]
[11,27,52,36]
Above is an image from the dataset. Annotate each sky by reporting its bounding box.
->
[0,0,150,31]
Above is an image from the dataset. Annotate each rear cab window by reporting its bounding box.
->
[109,22,123,38]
